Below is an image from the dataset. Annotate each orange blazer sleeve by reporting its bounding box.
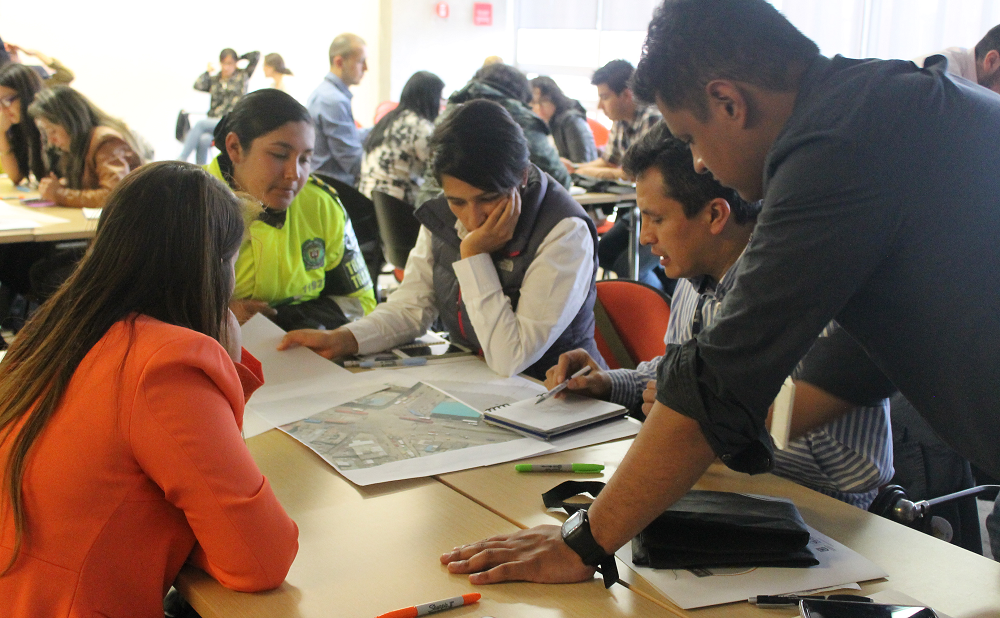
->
[129,336,297,591]
[234,348,265,404]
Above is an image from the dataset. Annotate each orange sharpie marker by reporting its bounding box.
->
[376,593,481,618]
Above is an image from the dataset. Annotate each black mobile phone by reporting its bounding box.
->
[800,599,938,618]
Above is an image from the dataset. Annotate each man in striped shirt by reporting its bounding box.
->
[547,124,893,508]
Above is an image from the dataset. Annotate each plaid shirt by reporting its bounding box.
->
[603,104,662,166]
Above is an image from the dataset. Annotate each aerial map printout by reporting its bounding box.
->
[239,314,641,486]
[280,382,525,471]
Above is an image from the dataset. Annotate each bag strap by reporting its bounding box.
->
[542,480,607,514]
[594,297,636,370]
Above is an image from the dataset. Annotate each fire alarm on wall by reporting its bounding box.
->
[435,2,449,18]
[473,2,492,26]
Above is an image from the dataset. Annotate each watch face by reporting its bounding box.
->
[562,509,585,537]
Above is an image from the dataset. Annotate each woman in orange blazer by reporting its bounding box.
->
[0,161,298,617]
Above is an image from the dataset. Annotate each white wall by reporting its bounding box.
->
[3,1,383,162]
[386,0,515,102]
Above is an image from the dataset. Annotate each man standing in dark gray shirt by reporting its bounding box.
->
[441,0,1000,585]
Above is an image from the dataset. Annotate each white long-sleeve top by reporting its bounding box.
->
[343,217,594,377]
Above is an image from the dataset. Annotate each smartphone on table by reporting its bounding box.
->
[800,599,938,618]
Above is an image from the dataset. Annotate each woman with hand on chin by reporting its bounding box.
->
[280,99,605,379]
[0,162,297,616]
[207,88,376,331]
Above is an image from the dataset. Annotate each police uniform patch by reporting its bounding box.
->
[302,238,326,270]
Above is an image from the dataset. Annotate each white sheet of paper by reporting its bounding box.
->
[616,526,887,609]
[240,313,357,402]
[0,203,70,226]
[0,219,37,231]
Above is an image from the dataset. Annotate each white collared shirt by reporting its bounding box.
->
[344,217,594,377]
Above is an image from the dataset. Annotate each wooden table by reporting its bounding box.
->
[175,431,678,618]
[438,440,1000,617]
[178,426,1000,618]
[0,178,97,244]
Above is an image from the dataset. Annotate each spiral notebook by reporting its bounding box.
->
[483,393,627,440]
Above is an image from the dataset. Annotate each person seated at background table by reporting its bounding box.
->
[571,60,671,292]
[0,161,298,616]
[2,43,74,87]
[0,63,45,186]
[208,88,376,331]
[530,76,597,165]
[570,59,661,181]
[280,99,604,379]
[415,63,571,208]
[442,0,1000,586]
[548,128,893,508]
[0,64,49,312]
[358,70,445,205]
[179,47,259,165]
[28,86,143,209]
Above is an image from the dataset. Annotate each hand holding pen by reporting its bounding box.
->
[544,349,611,399]
[536,366,592,404]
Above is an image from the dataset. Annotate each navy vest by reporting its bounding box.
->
[415,165,605,379]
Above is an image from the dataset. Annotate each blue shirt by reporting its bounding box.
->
[307,73,368,186]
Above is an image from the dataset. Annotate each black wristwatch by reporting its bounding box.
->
[561,508,619,588]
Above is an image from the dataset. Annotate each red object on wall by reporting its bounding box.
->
[435,1,449,18]
[473,2,493,26]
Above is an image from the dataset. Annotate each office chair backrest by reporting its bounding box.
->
[371,190,422,270]
[587,117,610,149]
[311,173,384,283]
[593,279,671,370]
[373,100,399,125]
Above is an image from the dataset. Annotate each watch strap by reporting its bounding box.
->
[562,509,619,588]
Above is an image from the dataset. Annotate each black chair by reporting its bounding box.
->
[371,190,422,272]
[311,174,384,287]
[868,393,993,554]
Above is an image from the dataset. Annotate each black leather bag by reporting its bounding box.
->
[631,490,818,569]
[175,110,190,143]
[542,481,818,571]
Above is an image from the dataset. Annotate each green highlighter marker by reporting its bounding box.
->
[515,463,605,473]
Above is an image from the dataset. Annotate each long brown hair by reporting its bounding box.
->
[26,85,142,189]
[0,63,45,181]
[0,161,244,572]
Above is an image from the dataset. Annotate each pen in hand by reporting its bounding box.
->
[536,365,592,404]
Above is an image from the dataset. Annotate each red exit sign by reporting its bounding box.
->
[473,2,492,26]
